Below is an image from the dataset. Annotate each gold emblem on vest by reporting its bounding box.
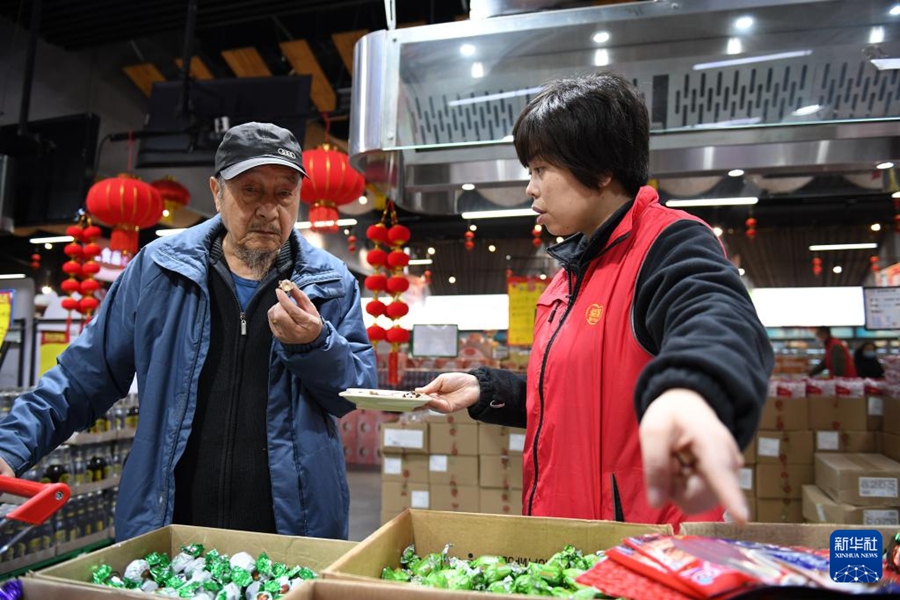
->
[585,303,603,325]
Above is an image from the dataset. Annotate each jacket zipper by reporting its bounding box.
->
[240,312,247,336]
[526,232,631,516]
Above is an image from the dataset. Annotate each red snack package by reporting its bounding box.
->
[575,554,696,600]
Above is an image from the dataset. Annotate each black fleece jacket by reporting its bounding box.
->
[468,201,773,450]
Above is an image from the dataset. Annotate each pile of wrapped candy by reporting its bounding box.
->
[381,543,609,597]
[90,544,316,599]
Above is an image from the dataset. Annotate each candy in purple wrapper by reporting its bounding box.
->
[0,580,22,600]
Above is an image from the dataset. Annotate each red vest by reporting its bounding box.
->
[523,186,724,526]
[825,337,857,377]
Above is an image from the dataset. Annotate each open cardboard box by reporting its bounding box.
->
[286,578,490,600]
[680,521,897,549]
[320,509,670,599]
[23,524,355,599]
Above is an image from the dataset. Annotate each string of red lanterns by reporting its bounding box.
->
[531,225,542,248]
[811,256,822,277]
[745,217,757,240]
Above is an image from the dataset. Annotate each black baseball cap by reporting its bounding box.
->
[214,122,308,180]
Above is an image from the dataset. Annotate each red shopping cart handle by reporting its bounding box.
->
[0,476,70,525]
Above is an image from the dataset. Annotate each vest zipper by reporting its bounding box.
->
[240,312,247,336]
[548,304,559,323]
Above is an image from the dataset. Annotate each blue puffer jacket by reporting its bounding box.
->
[0,216,376,540]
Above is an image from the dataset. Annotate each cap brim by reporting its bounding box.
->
[220,157,308,180]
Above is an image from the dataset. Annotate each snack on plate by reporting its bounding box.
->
[278,280,294,293]
[90,544,316,599]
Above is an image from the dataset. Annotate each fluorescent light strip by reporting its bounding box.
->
[295,218,358,230]
[447,86,543,108]
[0,274,26,280]
[808,243,878,252]
[666,197,758,208]
[693,50,812,71]
[156,228,187,237]
[871,58,900,71]
[460,208,535,219]
[29,235,74,244]
[408,259,433,266]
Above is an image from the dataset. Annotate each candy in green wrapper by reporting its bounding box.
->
[176,582,200,598]
[150,565,174,584]
[262,579,281,594]
[256,552,273,577]
[91,564,113,585]
[483,563,513,584]
[182,543,204,557]
[470,554,505,569]
[216,582,241,600]
[203,580,223,593]
[295,566,316,580]
[381,567,410,582]
[146,552,171,568]
[400,544,417,568]
[487,578,514,594]
[271,561,287,579]
[230,566,253,588]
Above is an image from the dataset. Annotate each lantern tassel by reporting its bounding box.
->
[388,346,399,386]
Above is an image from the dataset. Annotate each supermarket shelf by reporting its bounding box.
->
[0,477,118,505]
[65,429,135,446]
[0,529,113,578]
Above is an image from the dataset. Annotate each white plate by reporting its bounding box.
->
[339,388,431,412]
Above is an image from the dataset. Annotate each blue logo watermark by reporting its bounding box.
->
[830,530,882,583]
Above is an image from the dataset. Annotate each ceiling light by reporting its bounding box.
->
[358,196,368,205]
[29,235,74,244]
[893,191,900,199]
[461,208,535,219]
[460,43,476,57]
[488,244,496,252]
[728,169,744,177]
[870,58,900,70]
[448,276,457,284]
[891,4,900,16]
[876,161,894,169]
[726,37,743,55]
[44,243,52,250]
[738,268,746,276]
[502,134,514,142]
[408,258,433,266]
[593,49,610,67]
[592,31,610,44]
[555,237,564,243]
[871,223,882,232]
[0,274,26,280]
[869,26,885,45]
[447,87,542,108]
[808,243,877,251]
[665,197,758,207]
[156,228,186,237]
[833,265,843,274]
[41,285,53,294]
[792,104,822,116]
[461,183,475,191]
[469,224,477,232]
[162,209,171,218]
[471,62,484,78]
[712,226,724,237]
[343,228,351,235]
[534,224,543,232]
[693,50,812,71]
[539,274,547,280]
[427,247,436,255]
[734,16,754,31]
[295,218,357,230]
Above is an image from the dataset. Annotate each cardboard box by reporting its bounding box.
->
[480,454,524,490]
[755,464,814,499]
[759,397,807,431]
[427,455,479,486]
[479,488,523,516]
[428,423,478,456]
[802,484,899,526]
[807,397,868,432]
[382,481,431,512]
[883,432,900,463]
[322,509,670,594]
[429,484,480,512]
[815,452,900,506]
[745,497,757,522]
[680,521,897,549]
[742,435,756,465]
[885,397,900,435]
[756,499,803,523]
[814,430,876,453]
[478,424,526,456]
[867,394,884,432]
[29,525,355,598]
[756,430,814,464]
[380,422,428,455]
[381,508,403,526]
[381,454,429,484]
[423,409,477,425]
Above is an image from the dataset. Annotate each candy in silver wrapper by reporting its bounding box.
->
[229,551,256,573]
[184,556,208,579]
[171,551,195,573]
[193,592,215,600]
[189,568,213,585]
[139,579,159,593]
[123,558,151,584]
[217,582,241,600]
[275,575,290,594]
[244,580,261,600]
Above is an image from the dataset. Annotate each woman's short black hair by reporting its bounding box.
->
[512,71,650,197]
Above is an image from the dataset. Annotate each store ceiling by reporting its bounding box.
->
[0,0,896,294]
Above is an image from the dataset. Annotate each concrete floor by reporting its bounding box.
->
[347,466,382,542]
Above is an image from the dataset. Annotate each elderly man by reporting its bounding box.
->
[0,122,376,540]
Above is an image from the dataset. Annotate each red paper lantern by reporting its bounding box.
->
[61,279,80,293]
[66,225,85,241]
[365,300,387,317]
[347,234,357,253]
[366,224,389,245]
[386,301,409,319]
[151,177,191,226]
[422,269,432,285]
[366,325,387,342]
[301,145,365,233]
[386,326,410,344]
[870,256,880,273]
[364,274,387,292]
[387,250,409,268]
[366,249,387,268]
[86,174,164,256]
[386,276,410,294]
[309,204,340,234]
[387,225,410,246]
[61,298,79,311]
[812,257,823,277]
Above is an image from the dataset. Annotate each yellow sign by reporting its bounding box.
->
[507,277,548,347]
[0,290,13,346]
[39,332,70,377]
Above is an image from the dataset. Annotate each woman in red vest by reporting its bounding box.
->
[809,326,857,377]
[418,72,773,527]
